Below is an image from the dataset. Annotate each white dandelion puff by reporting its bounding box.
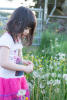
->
[41,89,45,94]
[53,79,61,86]
[33,71,40,78]
[51,73,56,77]
[49,65,53,70]
[47,80,53,85]
[58,74,62,78]
[17,89,26,97]
[42,50,45,53]
[63,74,67,81]
[40,83,45,89]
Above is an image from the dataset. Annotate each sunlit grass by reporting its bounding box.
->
[0,21,67,100]
[23,22,67,100]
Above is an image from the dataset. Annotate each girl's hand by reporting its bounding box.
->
[22,60,33,65]
[24,64,34,73]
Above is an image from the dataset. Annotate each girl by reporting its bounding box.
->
[0,6,36,100]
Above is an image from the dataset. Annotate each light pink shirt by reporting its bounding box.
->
[0,32,23,78]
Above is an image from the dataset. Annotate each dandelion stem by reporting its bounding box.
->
[32,78,35,100]
[24,96,25,100]
[49,84,52,100]
[36,79,39,100]
[43,94,44,100]
[21,96,22,100]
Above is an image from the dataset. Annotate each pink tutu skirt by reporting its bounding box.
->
[0,75,30,100]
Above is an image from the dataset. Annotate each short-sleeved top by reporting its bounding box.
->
[0,32,23,78]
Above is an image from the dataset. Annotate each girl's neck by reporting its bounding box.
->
[15,37,21,43]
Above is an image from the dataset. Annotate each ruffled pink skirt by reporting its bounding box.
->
[0,75,30,100]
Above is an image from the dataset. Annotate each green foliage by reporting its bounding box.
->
[23,51,67,100]
[22,23,67,100]
[0,11,10,17]
[0,20,67,100]
[60,41,67,54]
[35,23,67,58]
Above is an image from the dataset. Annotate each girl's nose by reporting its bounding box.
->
[24,29,29,33]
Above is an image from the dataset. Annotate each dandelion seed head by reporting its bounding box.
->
[41,89,45,94]
[33,71,40,78]
[63,74,67,81]
[51,73,56,77]
[17,89,26,96]
[40,83,45,89]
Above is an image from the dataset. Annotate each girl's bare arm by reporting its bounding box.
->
[0,47,33,73]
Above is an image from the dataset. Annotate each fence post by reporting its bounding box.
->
[44,0,48,22]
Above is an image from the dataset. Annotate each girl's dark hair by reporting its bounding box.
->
[6,6,36,46]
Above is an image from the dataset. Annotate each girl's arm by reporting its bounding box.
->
[0,47,33,73]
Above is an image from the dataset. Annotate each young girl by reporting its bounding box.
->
[0,6,36,100]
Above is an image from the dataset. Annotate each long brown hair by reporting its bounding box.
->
[6,6,36,46]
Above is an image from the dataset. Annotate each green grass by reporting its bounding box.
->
[23,22,67,58]
[1,22,67,100]
[23,22,67,100]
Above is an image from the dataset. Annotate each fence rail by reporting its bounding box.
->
[48,15,67,19]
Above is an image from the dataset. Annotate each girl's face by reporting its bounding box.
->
[22,27,31,37]
[17,27,31,39]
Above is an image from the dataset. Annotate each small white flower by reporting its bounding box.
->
[51,45,54,49]
[40,75,45,79]
[55,88,59,93]
[38,59,41,63]
[56,44,60,47]
[39,67,43,70]
[33,71,40,78]
[47,80,53,85]
[49,65,53,70]
[65,81,67,84]
[39,68,43,72]
[50,39,52,42]
[41,89,45,94]
[57,62,60,65]
[44,73,50,78]
[56,67,60,71]
[35,62,39,66]
[47,79,60,86]
[40,83,45,89]
[28,82,33,92]
[51,73,56,77]
[41,56,44,59]
[28,82,33,89]
[57,52,66,60]
[54,57,58,60]
[54,62,57,66]
[55,38,58,41]
[42,50,45,53]
[40,73,50,79]
[17,89,26,97]
[31,54,34,57]
[63,74,67,81]
[53,79,60,86]
[58,74,62,78]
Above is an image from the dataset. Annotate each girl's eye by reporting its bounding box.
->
[25,27,31,30]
